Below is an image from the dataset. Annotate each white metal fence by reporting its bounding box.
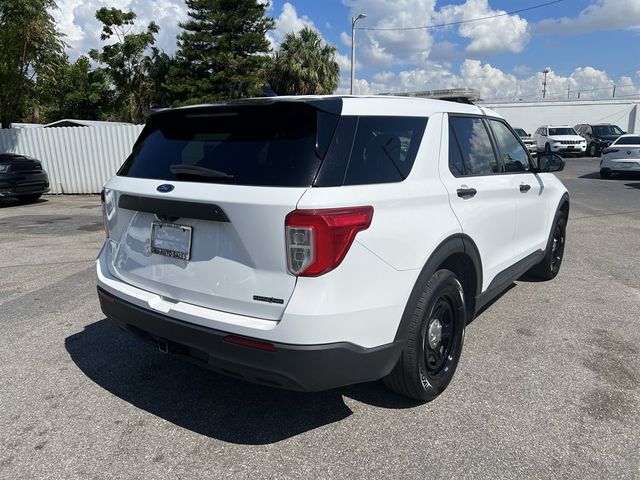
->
[0,125,144,194]
[481,99,639,137]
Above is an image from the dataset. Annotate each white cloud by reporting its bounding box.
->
[341,61,638,100]
[512,65,533,77]
[268,2,317,48]
[341,0,437,68]
[52,0,186,59]
[535,0,640,35]
[435,0,530,55]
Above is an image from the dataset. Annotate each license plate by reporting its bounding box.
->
[566,146,574,150]
[151,222,192,260]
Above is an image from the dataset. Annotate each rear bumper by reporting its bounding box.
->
[0,173,50,197]
[98,287,403,392]
[601,158,640,172]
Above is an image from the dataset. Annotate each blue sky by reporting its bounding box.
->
[53,0,640,101]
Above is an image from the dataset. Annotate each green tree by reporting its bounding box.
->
[268,28,340,96]
[0,0,65,128]
[166,0,274,104]
[146,50,175,109]
[89,7,159,123]
[37,55,112,122]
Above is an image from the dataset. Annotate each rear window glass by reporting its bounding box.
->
[342,116,427,185]
[118,103,340,187]
[614,136,640,145]
[450,117,499,176]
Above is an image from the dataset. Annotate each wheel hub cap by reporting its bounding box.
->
[427,318,443,349]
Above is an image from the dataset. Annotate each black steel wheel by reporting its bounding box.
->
[600,169,611,179]
[544,143,551,155]
[383,269,466,402]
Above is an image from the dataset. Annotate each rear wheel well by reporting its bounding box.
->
[438,253,477,323]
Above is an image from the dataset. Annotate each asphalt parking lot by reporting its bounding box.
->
[1,157,639,479]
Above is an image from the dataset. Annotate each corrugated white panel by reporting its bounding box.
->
[0,125,144,194]
[481,99,639,137]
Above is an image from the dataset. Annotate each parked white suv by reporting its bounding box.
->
[533,125,586,156]
[97,96,570,401]
[514,127,537,157]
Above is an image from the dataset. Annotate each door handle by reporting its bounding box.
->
[520,184,531,192]
[457,187,477,199]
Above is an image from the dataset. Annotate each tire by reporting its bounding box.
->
[528,215,567,281]
[544,143,551,155]
[383,269,466,402]
[589,143,597,157]
[600,169,611,179]
[17,193,42,203]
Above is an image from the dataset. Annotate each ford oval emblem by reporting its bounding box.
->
[157,184,174,193]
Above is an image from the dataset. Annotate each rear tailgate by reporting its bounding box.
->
[102,99,342,321]
[103,178,306,320]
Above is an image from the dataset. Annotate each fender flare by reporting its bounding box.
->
[557,192,570,218]
[541,192,570,254]
[393,234,482,343]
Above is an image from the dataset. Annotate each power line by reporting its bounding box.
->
[355,0,566,31]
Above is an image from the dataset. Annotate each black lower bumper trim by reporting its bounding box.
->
[97,287,403,392]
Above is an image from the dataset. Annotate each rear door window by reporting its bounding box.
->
[342,116,427,185]
[488,119,531,172]
[450,116,500,176]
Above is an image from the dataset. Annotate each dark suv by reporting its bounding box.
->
[574,123,625,157]
[0,153,50,202]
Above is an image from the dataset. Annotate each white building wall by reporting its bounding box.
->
[481,99,639,136]
[0,125,144,194]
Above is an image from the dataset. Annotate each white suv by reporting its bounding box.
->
[97,96,569,401]
[533,125,586,156]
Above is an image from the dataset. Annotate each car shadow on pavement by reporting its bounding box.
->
[0,197,48,208]
[579,172,640,180]
[65,319,420,445]
[624,182,640,190]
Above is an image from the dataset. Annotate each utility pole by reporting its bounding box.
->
[612,84,616,98]
[542,67,551,99]
[350,13,367,95]
[567,83,571,99]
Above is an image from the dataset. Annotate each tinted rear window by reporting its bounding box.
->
[118,103,340,187]
[450,116,499,176]
[614,136,640,145]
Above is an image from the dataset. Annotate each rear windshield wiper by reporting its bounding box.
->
[169,164,234,180]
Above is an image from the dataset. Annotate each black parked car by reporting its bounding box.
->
[574,123,625,157]
[0,153,50,203]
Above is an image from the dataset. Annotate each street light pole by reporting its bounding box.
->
[350,13,367,95]
[542,67,551,99]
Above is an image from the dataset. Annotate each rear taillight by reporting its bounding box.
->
[100,189,109,238]
[285,206,374,277]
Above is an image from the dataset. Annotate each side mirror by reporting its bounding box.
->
[537,153,565,173]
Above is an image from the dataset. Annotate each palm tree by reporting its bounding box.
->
[268,27,340,96]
